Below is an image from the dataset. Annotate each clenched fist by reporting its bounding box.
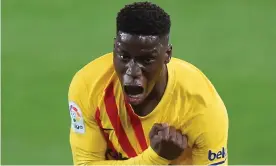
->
[149,123,187,160]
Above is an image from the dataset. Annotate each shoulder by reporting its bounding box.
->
[169,58,216,97]
[77,52,114,82]
[169,58,228,142]
[169,57,226,109]
[169,56,228,118]
[68,52,115,112]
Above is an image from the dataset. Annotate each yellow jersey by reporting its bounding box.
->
[68,52,228,165]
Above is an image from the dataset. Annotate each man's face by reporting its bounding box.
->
[113,32,171,105]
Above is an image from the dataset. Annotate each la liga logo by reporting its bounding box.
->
[70,104,81,123]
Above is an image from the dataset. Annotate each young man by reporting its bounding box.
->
[69,1,228,165]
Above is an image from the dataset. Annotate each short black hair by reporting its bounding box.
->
[116,1,171,36]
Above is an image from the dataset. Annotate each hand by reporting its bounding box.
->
[149,123,187,160]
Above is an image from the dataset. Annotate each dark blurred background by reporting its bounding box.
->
[2,0,276,164]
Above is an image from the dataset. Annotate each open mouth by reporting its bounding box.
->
[124,85,144,96]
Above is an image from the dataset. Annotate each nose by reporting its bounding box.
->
[126,60,142,78]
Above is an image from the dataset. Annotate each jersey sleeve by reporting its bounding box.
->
[68,71,170,165]
[192,101,229,165]
[68,71,107,163]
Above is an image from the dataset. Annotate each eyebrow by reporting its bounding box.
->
[141,48,159,54]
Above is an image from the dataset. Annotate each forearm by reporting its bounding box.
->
[74,147,170,165]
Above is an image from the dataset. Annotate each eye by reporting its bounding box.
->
[143,57,155,64]
[118,53,131,62]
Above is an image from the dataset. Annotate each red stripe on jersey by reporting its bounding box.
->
[125,102,148,151]
[104,83,137,157]
[95,108,115,151]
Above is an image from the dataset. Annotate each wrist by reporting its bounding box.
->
[142,146,171,165]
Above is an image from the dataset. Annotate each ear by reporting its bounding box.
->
[165,44,172,64]
[113,37,116,48]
